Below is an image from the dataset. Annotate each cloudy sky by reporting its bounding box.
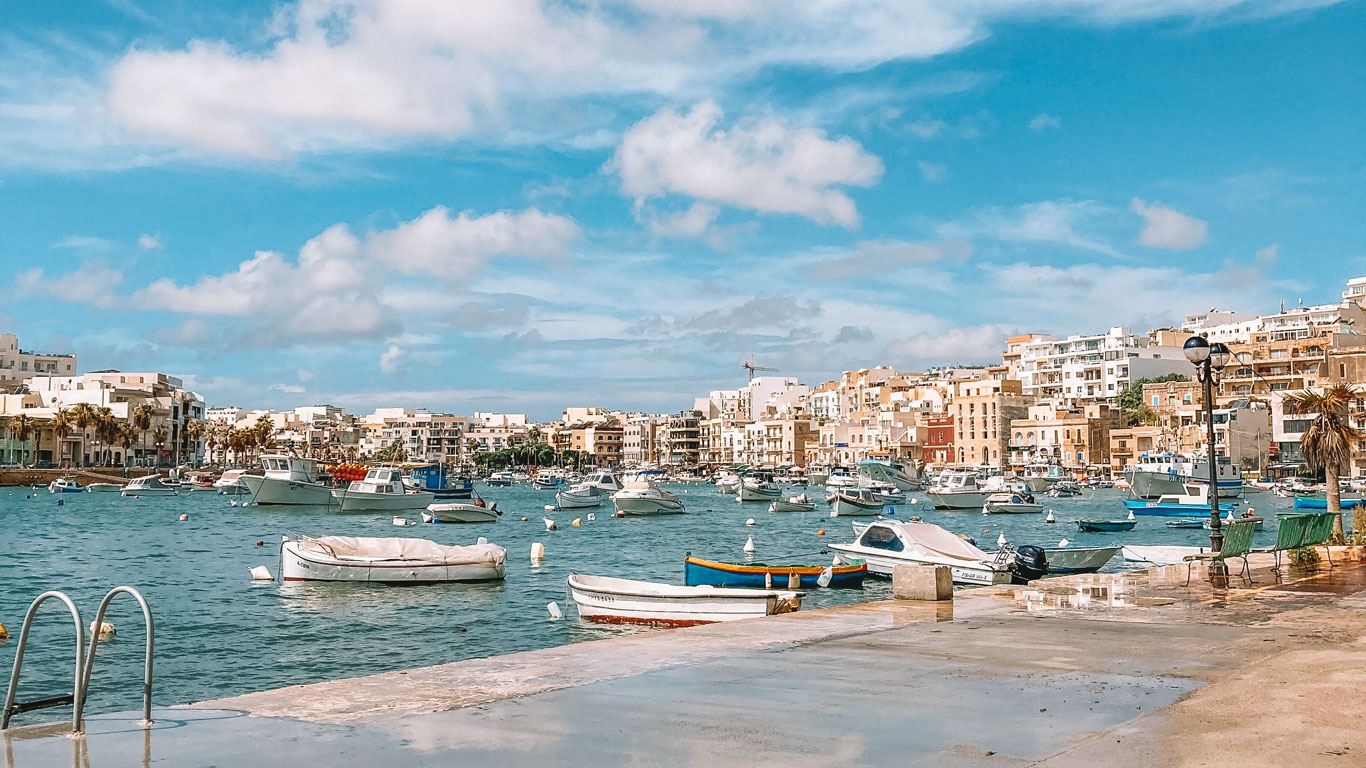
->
[3,0,1362,418]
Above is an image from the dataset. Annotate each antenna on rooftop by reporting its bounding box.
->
[741,355,778,381]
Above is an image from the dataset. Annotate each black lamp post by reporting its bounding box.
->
[1183,335,1232,582]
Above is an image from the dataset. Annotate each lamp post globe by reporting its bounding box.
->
[1183,335,1211,364]
[1209,342,1232,371]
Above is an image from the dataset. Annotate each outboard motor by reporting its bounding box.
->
[1009,544,1049,584]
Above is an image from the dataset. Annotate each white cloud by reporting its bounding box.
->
[885,324,1015,364]
[368,206,579,281]
[909,118,947,139]
[608,101,883,227]
[1029,113,1061,131]
[942,199,1119,256]
[269,382,306,394]
[15,263,123,306]
[53,235,114,251]
[917,161,947,182]
[138,232,163,250]
[1130,198,1208,250]
[379,343,406,374]
[644,203,720,240]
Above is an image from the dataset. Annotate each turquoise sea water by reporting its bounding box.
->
[1,482,1297,718]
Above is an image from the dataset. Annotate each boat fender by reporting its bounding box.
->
[1128,510,1136,521]
[615,511,625,518]
[179,513,189,522]
[586,513,595,522]
[57,499,64,506]
[90,621,116,640]
[910,497,919,504]
[1058,538,1070,547]
[531,542,545,562]
[521,516,529,522]
[0,623,7,640]
[745,518,756,526]
[572,518,582,527]
[1045,510,1056,523]
[765,572,773,589]
[544,518,557,531]
[544,505,556,512]
[743,535,755,553]
[547,602,563,620]
[996,532,1008,548]
[256,540,264,546]
[249,566,272,581]
[477,537,488,545]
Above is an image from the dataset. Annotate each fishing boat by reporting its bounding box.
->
[683,555,866,589]
[862,480,906,504]
[823,467,857,488]
[611,480,685,515]
[212,468,251,495]
[331,467,435,512]
[1122,483,1234,517]
[280,534,506,584]
[829,487,885,517]
[85,482,123,493]
[121,475,178,497]
[239,454,332,505]
[714,471,741,495]
[485,471,514,487]
[555,471,622,509]
[981,492,1042,515]
[925,470,994,509]
[531,472,562,490]
[567,573,802,626]
[856,457,919,491]
[828,520,1047,586]
[736,474,781,502]
[769,493,816,513]
[422,498,501,523]
[403,464,474,499]
[1123,452,1242,499]
[1120,545,1206,566]
[1075,519,1137,533]
[1039,545,1121,574]
[47,478,83,493]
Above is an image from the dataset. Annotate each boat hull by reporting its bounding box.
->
[240,475,333,505]
[612,495,685,515]
[684,556,866,589]
[830,495,884,517]
[568,574,801,626]
[1075,520,1137,533]
[827,543,1007,586]
[1041,545,1121,574]
[120,487,177,497]
[424,503,499,523]
[281,542,505,584]
[1125,469,1242,499]
[926,490,993,510]
[1123,500,1234,517]
[737,485,781,502]
[556,488,606,508]
[769,500,816,513]
[1293,495,1366,509]
[982,503,1043,515]
[85,484,123,493]
[330,489,435,512]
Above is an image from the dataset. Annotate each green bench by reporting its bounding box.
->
[1255,512,1338,577]
[1184,518,1258,586]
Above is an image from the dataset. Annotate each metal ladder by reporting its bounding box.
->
[2,587,154,734]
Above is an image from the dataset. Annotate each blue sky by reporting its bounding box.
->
[2,0,1363,418]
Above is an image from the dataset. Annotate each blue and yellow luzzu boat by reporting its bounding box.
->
[684,555,867,589]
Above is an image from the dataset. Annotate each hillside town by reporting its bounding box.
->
[6,275,1366,481]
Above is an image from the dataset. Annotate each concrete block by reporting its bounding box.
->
[892,564,953,601]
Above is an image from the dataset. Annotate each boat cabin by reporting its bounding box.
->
[259,454,321,483]
[349,467,406,494]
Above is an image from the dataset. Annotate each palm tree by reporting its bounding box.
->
[11,413,35,466]
[70,402,97,467]
[93,407,117,466]
[132,404,155,466]
[117,423,136,466]
[184,420,206,466]
[51,409,73,467]
[152,426,169,466]
[1284,384,1364,541]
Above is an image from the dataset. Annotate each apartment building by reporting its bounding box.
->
[25,371,206,466]
[952,378,1032,467]
[1006,403,1122,469]
[0,333,77,391]
[1010,327,1189,405]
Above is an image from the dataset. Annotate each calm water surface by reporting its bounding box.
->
[0,482,1294,716]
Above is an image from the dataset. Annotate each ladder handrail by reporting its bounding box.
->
[77,587,154,731]
[2,591,85,732]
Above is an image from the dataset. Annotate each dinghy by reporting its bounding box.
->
[1120,545,1206,566]
[1039,545,1121,574]
[567,573,802,626]
[84,482,123,493]
[768,493,816,513]
[830,487,885,517]
[981,492,1043,514]
[48,478,83,493]
[1075,519,1137,533]
[683,555,866,589]
[829,520,1047,586]
[423,498,501,523]
[281,534,506,584]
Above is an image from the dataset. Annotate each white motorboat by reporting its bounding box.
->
[611,480,685,515]
[331,467,435,512]
[48,478,83,493]
[213,468,251,495]
[566,573,802,626]
[714,472,741,495]
[531,472,562,490]
[1040,545,1122,574]
[281,535,506,583]
[85,482,123,493]
[857,458,919,491]
[1123,452,1243,499]
[737,475,781,502]
[239,454,332,505]
[823,467,857,488]
[1046,480,1084,498]
[422,499,501,524]
[769,493,816,513]
[555,471,622,509]
[1120,545,1207,566]
[829,520,1046,586]
[981,492,1043,515]
[925,471,994,510]
[860,480,906,504]
[121,475,178,497]
[830,487,885,517]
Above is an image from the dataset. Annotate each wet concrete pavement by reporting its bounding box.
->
[6,552,1366,767]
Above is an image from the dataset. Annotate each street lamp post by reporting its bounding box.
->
[1183,335,1232,584]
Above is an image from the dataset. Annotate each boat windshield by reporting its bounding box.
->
[859,525,904,552]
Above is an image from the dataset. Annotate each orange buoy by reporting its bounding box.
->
[816,529,825,536]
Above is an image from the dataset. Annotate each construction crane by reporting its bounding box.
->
[742,355,777,381]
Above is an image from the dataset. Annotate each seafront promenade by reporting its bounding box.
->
[5,553,1364,767]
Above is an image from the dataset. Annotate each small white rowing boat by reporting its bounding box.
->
[422,500,501,524]
[567,573,802,626]
[85,482,123,493]
[281,535,506,584]
[769,493,816,513]
[830,487,884,517]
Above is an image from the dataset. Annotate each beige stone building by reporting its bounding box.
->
[1006,403,1123,470]
[952,378,1032,468]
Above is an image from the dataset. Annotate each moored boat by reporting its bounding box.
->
[830,487,884,517]
[331,467,435,512]
[981,492,1042,515]
[555,471,621,509]
[829,520,1047,586]
[48,477,83,493]
[1075,519,1137,533]
[423,498,501,523]
[567,573,802,626]
[280,534,506,583]
[768,493,816,513]
[1039,545,1121,574]
[1123,483,1234,517]
[121,475,177,497]
[485,471,514,487]
[925,470,994,509]
[1292,493,1366,509]
[212,468,251,495]
[85,482,123,493]
[611,480,685,515]
[239,454,332,505]
[736,474,781,502]
[683,555,866,589]
[403,464,474,499]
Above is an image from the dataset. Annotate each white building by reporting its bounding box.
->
[1012,327,1190,405]
[27,371,206,466]
[0,333,77,390]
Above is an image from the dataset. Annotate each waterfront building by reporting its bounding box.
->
[1267,388,1366,478]
[0,333,77,391]
[1009,327,1190,406]
[622,414,665,466]
[1006,403,1122,470]
[1179,309,1263,345]
[1216,307,1366,397]
[661,410,701,465]
[1107,425,1164,474]
[464,412,530,454]
[26,371,206,466]
[921,414,955,467]
[952,378,1032,468]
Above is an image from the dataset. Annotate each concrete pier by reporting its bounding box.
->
[5,553,1365,767]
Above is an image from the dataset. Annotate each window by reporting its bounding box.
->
[1151,395,1159,407]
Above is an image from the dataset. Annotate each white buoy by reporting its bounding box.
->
[745,518,756,526]
[249,565,272,581]
[392,516,406,526]
[531,542,545,563]
[1045,510,1056,523]
[178,513,188,522]
[89,621,116,640]
[743,535,756,553]
[1128,509,1136,521]
[477,536,488,545]
[996,531,1008,548]
[544,504,556,512]
[910,497,919,504]
[547,601,563,620]
[544,517,557,531]
[1058,538,1071,548]
[586,512,595,521]
[421,512,434,524]
[230,500,238,507]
